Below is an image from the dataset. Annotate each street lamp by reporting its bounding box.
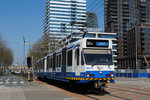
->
[23,36,26,66]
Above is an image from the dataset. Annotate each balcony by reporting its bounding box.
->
[123,16,129,19]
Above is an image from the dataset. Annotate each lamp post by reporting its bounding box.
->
[23,37,26,66]
[135,29,138,70]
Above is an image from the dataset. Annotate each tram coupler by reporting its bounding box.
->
[94,81,108,90]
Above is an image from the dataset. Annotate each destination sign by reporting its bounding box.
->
[86,39,109,47]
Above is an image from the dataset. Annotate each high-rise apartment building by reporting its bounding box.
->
[86,12,99,28]
[104,0,150,69]
[44,0,86,50]
[127,23,150,69]
[86,12,102,32]
[86,12,101,32]
[104,0,117,33]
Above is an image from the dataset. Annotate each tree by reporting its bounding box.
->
[30,33,60,61]
[30,38,46,61]
[0,35,14,66]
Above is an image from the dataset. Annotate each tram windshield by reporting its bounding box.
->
[83,49,113,65]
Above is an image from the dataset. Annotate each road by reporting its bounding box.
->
[0,74,72,100]
[0,74,150,100]
[0,74,26,87]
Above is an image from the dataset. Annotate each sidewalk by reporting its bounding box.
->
[115,77,150,81]
[115,77,150,89]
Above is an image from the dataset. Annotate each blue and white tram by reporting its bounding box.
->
[35,38,115,89]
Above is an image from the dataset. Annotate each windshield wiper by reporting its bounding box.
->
[91,61,112,67]
[91,61,104,67]
[91,63,97,67]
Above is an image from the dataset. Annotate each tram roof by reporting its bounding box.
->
[58,31,117,47]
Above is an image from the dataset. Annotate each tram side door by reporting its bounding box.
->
[62,48,67,77]
[75,48,80,76]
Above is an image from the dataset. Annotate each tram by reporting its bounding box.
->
[35,38,115,90]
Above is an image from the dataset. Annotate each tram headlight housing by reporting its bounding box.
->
[99,71,102,74]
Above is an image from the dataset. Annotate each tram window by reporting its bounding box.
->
[53,53,56,70]
[35,63,37,72]
[76,48,79,65]
[40,60,43,70]
[81,52,84,65]
[39,63,40,72]
[47,58,48,70]
[43,59,44,70]
[56,55,59,67]
[51,58,53,68]
[41,61,42,71]
[39,61,41,69]
[41,61,43,69]
[49,58,51,68]
[67,50,72,66]
[49,57,51,70]
[40,61,42,70]
[49,57,51,69]
[39,62,40,72]
[47,57,49,71]
[58,55,59,67]
[47,57,50,71]
[59,54,61,67]
[58,55,60,67]
[40,61,43,70]
[62,48,67,67]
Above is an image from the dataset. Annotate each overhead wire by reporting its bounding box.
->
[86,0,97,10]
[86,0,105,31]
[88,0,103,12]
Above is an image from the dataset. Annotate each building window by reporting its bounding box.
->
[112,46,116,49]
[113,51,116,55]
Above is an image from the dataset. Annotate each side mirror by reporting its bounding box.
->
[27,57,32,67]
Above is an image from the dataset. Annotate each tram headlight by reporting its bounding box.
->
[87,74,90,77]
[111,72,114,77]
[99,71,102,74]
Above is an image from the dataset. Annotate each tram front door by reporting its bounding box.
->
[75,48,81,76]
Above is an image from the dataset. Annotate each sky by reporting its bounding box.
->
[0,0,104,65]
[87,0,104,30]
[0,0,44,65]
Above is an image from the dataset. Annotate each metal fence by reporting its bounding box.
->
[115,69,150,78]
